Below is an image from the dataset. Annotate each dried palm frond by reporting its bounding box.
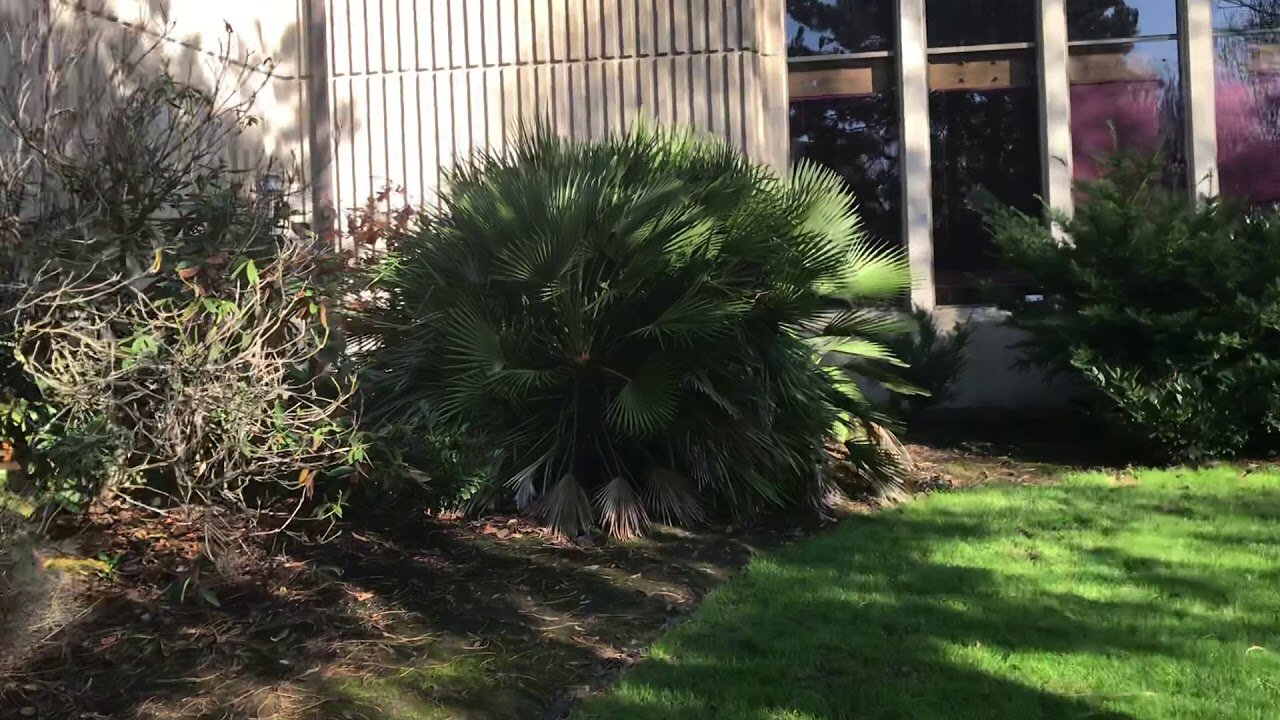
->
[595,476,649,540]
[645,467,706,527]
[538,474,592,538]
[840,420,913,503]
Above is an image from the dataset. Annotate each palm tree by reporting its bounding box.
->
[356,126,912,537]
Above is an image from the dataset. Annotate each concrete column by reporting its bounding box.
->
[755,0,790,171]
[1036,0,1074,221]
[897,0,935,309]
[1179,0,1219,198]
[304,0,336,240]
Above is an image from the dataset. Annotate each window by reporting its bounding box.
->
[1213,2,1280,204]
[926,5,1041,305]
[786,0,895,55]
[1066,1,1185,184]
[929,80,1042,305]
[791,79,901,247]
[925,0,1036,48]
[1067,0,1179,41]
[788,2,901,248]
[1069,40,1184,182]
[780,0,1280,309]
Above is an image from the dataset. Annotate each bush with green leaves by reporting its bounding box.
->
[983,154,1280,462]
[356,128,912,537]
[884,308,971,417]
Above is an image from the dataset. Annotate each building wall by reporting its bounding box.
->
[59,0,788,228]
[48,1,1249,408]
[324,0,788,221]
[47,0,319,215]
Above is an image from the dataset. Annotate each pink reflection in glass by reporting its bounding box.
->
[1215,36,1280,204]
[1068,40,1183,183]
[1070,80,1161,180]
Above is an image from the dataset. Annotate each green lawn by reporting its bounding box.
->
[574,468,1280,719]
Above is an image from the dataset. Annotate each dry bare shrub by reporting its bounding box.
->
[0,5,362,520]
[10,235,360,512]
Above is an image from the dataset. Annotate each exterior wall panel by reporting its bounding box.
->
[321,0,785,213]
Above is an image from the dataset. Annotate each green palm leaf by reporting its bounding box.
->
[608,355,680,437]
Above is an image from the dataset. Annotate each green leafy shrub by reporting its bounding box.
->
[356,128,912,537]
[884,308,972,416]
[983,154,1280,462]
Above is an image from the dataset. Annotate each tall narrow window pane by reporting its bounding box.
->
[925,0,1035,47]
[1066,0,1178,41]
[790,62,901,246]
[929,81,1042,305]
[1214,33,1280,203]
[786,0,895,55]
[1069,40,1185,183]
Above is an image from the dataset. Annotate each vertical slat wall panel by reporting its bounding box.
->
[324,0,785,211]
[60,0,787,220]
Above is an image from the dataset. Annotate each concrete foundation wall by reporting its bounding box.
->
[931,307,1071,409]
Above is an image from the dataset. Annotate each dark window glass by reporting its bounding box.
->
[1215,33,1280,203]
[1069,40,1185,184]
[1066,0,1178,41]
[1214,1,1280,31]
[925,0,1036,47]
[786,0,895,55]
[929,84,1042,305]
[790,90,902,247]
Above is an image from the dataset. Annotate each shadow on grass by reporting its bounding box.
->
[576,476,1280,720]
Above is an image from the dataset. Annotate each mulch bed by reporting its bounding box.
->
[2,500,811,720]
[1,425,1084,720]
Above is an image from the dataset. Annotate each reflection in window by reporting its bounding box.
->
[1213,0,1280,31]
[925,0,1035,47]
[1069,40,1185,184]
[930,85,1043,305]
[786,0,895,55]
[1215,33,1280,203]
[1066,0,1178,41]
[790,90,901,247]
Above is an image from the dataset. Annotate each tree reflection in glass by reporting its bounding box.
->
[924,0,1036,47]
[790,93,901,248]
[1214,2,1280,203]
[786,0,895,55]
[1066,0,1177,40]
[1069,40,1185,185]
[929,86,1042,305]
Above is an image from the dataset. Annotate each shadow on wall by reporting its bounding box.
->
[59,0,358,221]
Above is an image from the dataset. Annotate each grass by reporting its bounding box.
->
[574,467,1280,719]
